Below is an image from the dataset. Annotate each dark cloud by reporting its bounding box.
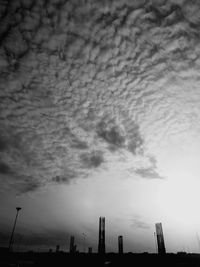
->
[96,117,143,154]
[69,132,88,150]
[0,138,8,151]
[0,172,41,194]
[134,155,164,179]
[80,151,104,168]
[119,112,144,155]
[128,141,140,154]
[0,161,12,174]
[135,167,163,179]
[96,120,125,150]
[127,155,163,180]
[18,179,41,194]
[70,140,88,150]
[52,171,77,184]
[127,137,143,155]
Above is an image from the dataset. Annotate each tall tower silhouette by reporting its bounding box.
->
[118,235,123,254]
[155,223,166,254]
[98,217,105,254]
[56,245,60,253]
[88,247,92,253]
[70,236,75,253]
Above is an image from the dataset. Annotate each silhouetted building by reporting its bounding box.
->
[98,217,105,254]
[70,236,76,254]
[74,245,77,253]
[56,245,59,253]
[118,235,123,254]
[88,247,92,253]
[155,223,166,254]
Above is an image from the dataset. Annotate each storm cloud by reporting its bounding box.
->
[1,0,200,192]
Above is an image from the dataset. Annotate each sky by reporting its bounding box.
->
[1,0,200,253]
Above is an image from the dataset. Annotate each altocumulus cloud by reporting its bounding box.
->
[1,0,200,192]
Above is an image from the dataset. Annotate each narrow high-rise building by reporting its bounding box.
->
[88,247,92,253]
[155,223,166,254]
[98,217,105,254]
[70,236,75,254]
[56,245,60,253]
[118,236,123,254]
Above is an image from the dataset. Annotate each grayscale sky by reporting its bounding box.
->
[1,0,200,253]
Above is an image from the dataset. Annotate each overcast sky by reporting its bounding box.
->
[1,0,200,253]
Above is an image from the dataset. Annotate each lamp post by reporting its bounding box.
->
[8,207,22,252]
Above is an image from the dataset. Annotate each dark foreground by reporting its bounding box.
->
[1,251,200,267]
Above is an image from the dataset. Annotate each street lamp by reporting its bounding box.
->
[8,207,22,252]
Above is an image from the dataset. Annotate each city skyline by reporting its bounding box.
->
[4,211,167,254]
[1,208,200,254]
